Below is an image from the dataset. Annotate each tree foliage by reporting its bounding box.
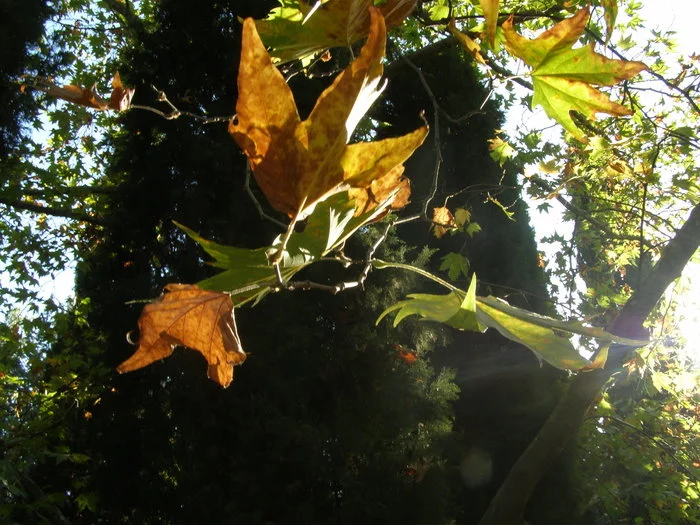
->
[2,0,699,523]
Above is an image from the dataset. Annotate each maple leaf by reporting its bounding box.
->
[27,72,134,111]
[255,0,418,64]
[117,284,246,388]
[502,8,647,141]
[231,7,428,220]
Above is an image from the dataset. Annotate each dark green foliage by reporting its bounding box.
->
[372,43,577,523]
[60,1,463,523]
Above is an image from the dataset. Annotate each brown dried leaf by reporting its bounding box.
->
[432,206,456,238]
[108,72,135,111]
[44,83,109,110]
[30,73,133,112]
[117,284,246,388]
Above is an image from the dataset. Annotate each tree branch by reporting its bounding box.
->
[528,175,643,242]
[478,201,700,525]
[14,185,117,197]
[0,197,107,226]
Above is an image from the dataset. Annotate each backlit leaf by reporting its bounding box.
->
[479,0,499,47]
[475,297,589,370]
[27,73,134,111]
[488,135,515,166]
[502,8,647,141]
[377,274,484,332]
[231,8,428,220]
[432,206,456,238]
[601,0,618,44]
[255,0,418,64]
[448,20,486,65]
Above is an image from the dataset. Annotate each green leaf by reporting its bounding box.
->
[377,274,485,331]
[175,192,385,304]
[255,0,417,64]
[427,0,449,20]
[282,191,392,260]
[175,222,290,304]
[502,8,647,141]
[476,297,590,370]
[439,252,470,281]
[488,136,516,166]
[465,222,482,237]
[475,295,648,346]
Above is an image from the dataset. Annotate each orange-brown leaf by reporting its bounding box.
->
[107,72,135,111]
[30,73,133,112]
[432,206,456,238]
[393,344,417,364]
[44,83,109,110]
[230,7,427,219]
[117,284,246,388]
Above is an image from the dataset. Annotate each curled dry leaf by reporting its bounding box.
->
[432,206,456,238]
[27,72,134,112]
[230,7,428,220]
[108,72,135,111]
[117,284,246,388]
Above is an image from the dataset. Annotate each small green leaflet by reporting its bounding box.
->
[488,136,515,167]
[439,252,470,281]
[377,274,484,332]
[176,192,389,304]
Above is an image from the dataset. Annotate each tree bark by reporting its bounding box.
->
[478,202,700,525]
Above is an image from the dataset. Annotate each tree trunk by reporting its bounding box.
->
[478,202,700,525]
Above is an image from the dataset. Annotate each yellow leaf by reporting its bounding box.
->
[231,8,428,219]
[256,0,418,64]
[448,19,486,65]
[479,0,500,48]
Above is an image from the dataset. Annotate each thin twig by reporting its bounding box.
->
[129,85,232,123]
[357,219,395,285]
[243,163,287,229]
[400,55,443,220]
